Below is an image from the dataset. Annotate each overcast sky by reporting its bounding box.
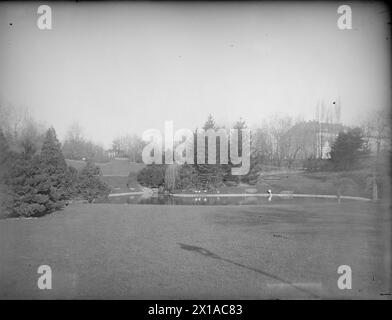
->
[0,1,390,147]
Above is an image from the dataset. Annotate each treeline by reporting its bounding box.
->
[0,127,110,218]
[110,134,145,162]
[137,115,253,191]
[137,112,390,194]
[62,123,110,163]
[64,124,146,163]
[0,105,110,163]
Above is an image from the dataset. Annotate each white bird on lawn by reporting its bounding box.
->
[267,189,272,202]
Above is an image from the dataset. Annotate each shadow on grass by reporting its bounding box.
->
[178,242,320,299]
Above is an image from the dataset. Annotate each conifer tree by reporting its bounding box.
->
[330,127,370,170]
[5,127,74,217]
[39,127,73,202]
[196,115,224,189]
[78,159,110,203]
[203,114,216,131]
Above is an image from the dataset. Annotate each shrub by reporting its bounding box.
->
[2,128,81,218]
[1,128,112,217]
[77,160,110,203]
[176,164,198,190]
[137,164,166,188]
[304,157,333,172]
[5,153,66,217]
[196,164,227,189]
[330,128,370,171]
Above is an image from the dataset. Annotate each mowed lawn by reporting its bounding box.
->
[0,201,390,299]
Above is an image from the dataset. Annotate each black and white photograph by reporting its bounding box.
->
[0,0,391,305]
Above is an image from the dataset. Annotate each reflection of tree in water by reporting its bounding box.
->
[135,195,227,205]
[121,194,281,205]
[137,195,176,205]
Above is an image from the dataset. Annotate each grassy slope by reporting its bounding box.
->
[66,159,145,193]
[66,159,145,176]
[187,169,374,197]
[255,169,372,197]
[0,202,389,299]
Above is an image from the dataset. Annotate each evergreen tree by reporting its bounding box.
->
[330,127,370,171]
[6,153,51,217]
[2,126,109,217]
[4,127,76,217]
[195,115,225,189]
[203,114,216,131]
[40,128,67,171]
[39,127,74,201]
[78,160,110,203]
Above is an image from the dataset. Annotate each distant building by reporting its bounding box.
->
[315,122,346,159]
[284,119,346,162]
[313,98,345,159]
[106,149,132,161]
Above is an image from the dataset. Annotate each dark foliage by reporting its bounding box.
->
[304,157,333,172]
[1,128,74,217]
[330,128,370,171]
[176,164,198,190]
[1,127,109,218]
[137,164,166,188]
[77,160,110,203]
[39,128,75,202]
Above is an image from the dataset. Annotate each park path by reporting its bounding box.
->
[108,191,372,202]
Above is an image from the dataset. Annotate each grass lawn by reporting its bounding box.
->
[66,159,145,177]
[0,201,390,299]
[176,169,375,198]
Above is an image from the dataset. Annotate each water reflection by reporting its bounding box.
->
[101,194,334,206]
[131,195,232,205]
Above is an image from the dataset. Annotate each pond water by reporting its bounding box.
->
[98,194,343,206]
